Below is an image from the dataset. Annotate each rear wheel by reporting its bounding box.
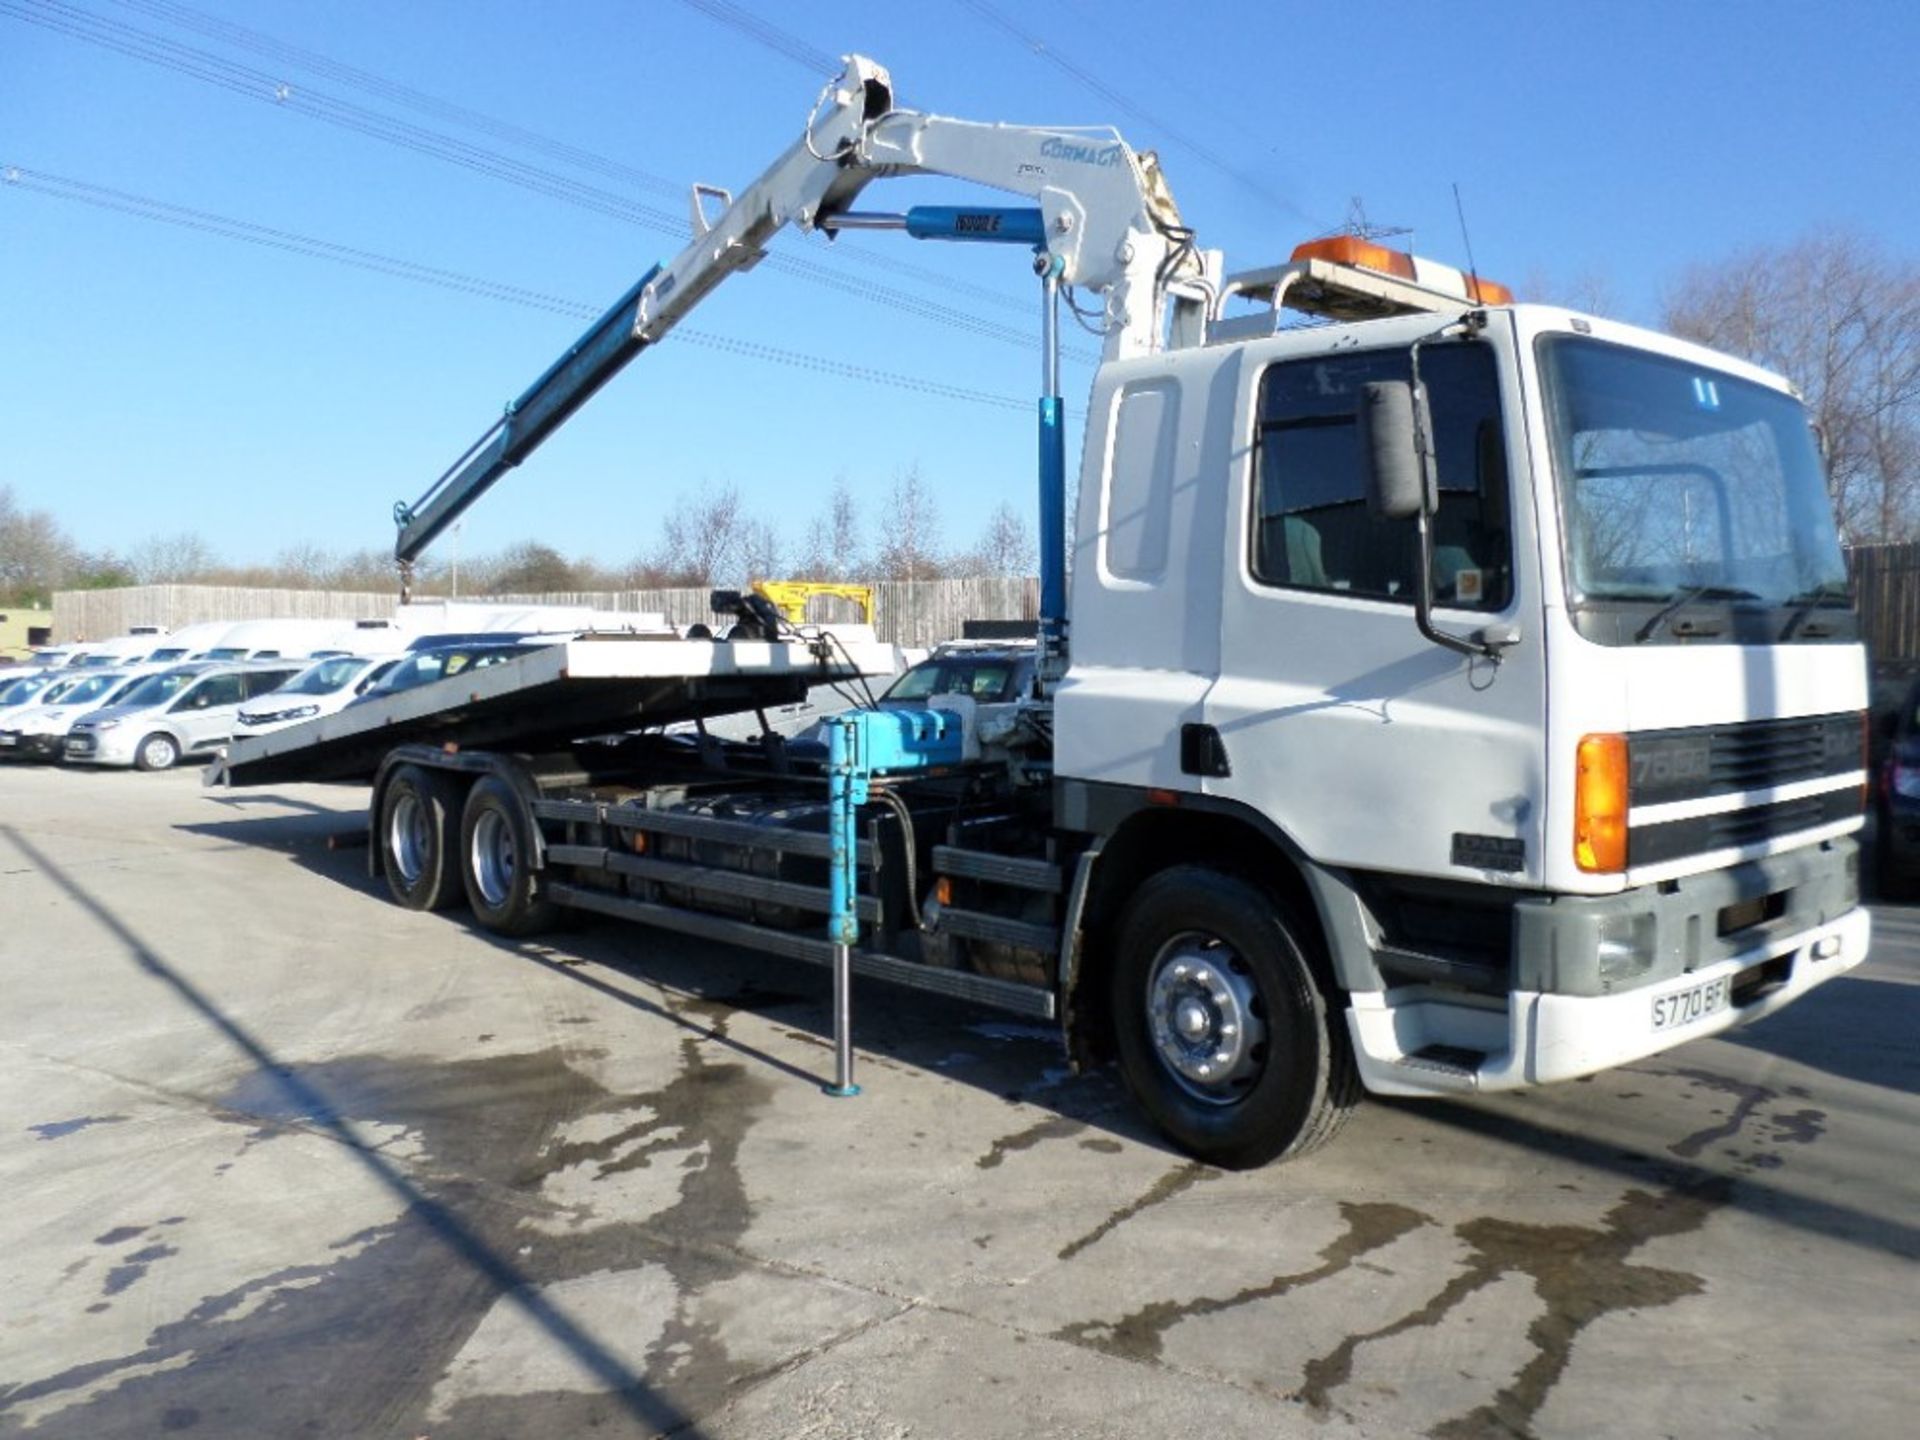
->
[1110,865,1357,1169]
[379,764,465,911]
[134,732,180,772]
[460,775,558,936]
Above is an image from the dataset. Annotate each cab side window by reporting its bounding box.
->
[176,674,246,710]
[243,670,297,698]
[1252,345,1511,610]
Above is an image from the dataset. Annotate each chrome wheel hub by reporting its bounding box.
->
[1146,934,1267,1104]
[471,810,515,907]
[389,792,427,884]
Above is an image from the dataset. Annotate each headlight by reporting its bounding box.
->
[94,719,123,731]
[1893,764,1920,799]
[1596,911,1656,984]
[285,704,320,721]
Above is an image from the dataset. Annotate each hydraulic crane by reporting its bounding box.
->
[389,54,1214,674]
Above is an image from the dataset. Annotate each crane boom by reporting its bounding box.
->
[392,54,1202,569]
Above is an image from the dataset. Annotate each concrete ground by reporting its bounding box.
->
[0,765,1914,1440]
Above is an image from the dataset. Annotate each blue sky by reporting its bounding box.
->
[3,0,1915,573]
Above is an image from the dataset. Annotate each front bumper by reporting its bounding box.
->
[1350,906,1868,1095]
[64,728,139,766]
[0,729,68,760]
[1347,837,1870,1097]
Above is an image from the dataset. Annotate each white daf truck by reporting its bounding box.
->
[221,56,1867,1167]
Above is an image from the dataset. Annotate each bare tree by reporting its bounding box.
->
[480,541,584,596]
[650,484,747,586]
[872,464,944,580]
[0,485,77,603]
[954,501,1036,577]
[796,475,860,580]
[741,517,782,582]
[1662,229,1920,542]
[1520,265,1628,321]
[129,531,220,584]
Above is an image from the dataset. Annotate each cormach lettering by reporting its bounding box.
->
[1039,137,1124,168]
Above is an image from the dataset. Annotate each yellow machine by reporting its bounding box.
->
[750,580,875,626]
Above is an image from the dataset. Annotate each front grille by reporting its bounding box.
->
[1630,713,1862,805]
[1631,787,1859,867]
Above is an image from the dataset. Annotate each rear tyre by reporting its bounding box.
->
[134,732,180,772]
[379,764,466,911]
[460,775,558,937]
[1110,865,1357,1169]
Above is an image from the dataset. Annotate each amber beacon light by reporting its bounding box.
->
[1574,733,1629,873]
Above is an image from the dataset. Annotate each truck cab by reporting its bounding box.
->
[1060,289,1864,1128]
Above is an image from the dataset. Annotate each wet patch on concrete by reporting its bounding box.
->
[1299,1176,1730,1438]
[29,1114,129,1141]
[1056,1162,1216,1262]
[1768,1108,1826,1144]
[0,1020,778,1440]
[976,1116,1086,1170]
[100,1244,178,1298]
[1056,1200,1431,1363]
[1664,1068,1779,1159]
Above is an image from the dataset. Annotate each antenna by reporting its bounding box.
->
[1451,183,1485,300]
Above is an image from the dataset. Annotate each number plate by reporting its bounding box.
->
[67,737,93,755]
[1651,975,1731,1032]
[0,734,15,747]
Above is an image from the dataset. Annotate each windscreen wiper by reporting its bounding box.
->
[1633,585,1761,642]
[1779,585,1851,641]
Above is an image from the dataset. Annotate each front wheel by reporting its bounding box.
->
[378,764,466,911]
[460,775,558,936]
[134,732,180,772]
[1110,865,1356,1169]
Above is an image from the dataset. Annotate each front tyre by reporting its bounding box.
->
[1110,865,1356,1169]
[379,764,466,911]
[460,775,558,937]
[134,732,180,772]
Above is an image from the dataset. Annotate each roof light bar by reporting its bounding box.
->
[1290,236,1513,306]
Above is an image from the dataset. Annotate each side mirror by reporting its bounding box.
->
[1359,381,1436,522]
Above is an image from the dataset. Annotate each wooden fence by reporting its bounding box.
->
[1846,544,1920,661]
[52,577,1039,649]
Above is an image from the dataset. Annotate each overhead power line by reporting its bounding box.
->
[669,0,839,77]
[2,0,1077,356]
[951,0,1319,227]
[2,165,1036,415]
[104,0,1005,313]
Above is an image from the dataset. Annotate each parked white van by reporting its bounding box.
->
[0,666,102,717]
[234,654,404,734]
[198,620,362,663]
[0,666,164,761]
[65,661,304,770]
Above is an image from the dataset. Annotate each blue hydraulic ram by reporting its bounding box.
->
[392,265,662,565]
[824,204,1068,670]
[821,707,966,1096]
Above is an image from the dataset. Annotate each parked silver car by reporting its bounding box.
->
[65,662,303,770]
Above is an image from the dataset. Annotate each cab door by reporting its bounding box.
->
[1204,317,1551,888]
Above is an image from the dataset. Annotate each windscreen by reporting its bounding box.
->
[281,657,367,695]
[52,673,118,706]
[1541,336,1850,637]
[115,670,197,709]
[0,673,57,706]
[882,656,1024,703]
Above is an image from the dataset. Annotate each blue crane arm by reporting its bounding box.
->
[392,265,659,564]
